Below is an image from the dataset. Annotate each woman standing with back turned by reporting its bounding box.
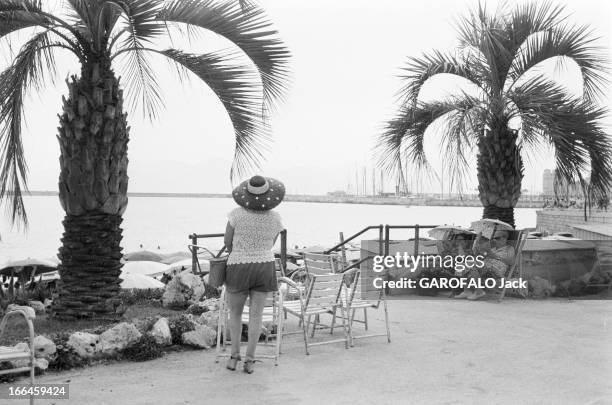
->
[224,175,285,374]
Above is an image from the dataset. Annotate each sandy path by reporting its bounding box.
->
[4,297,612,405]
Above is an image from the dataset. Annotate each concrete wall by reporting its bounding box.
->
[360,239,600,296]
[536,209,612,234]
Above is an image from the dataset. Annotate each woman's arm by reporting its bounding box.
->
[224,222,234,253]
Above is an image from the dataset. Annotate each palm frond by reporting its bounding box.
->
[510,77,611,194]
[159,48,269,180]
[0,31,58,225]
[507,24,609,101]
[0,0,50,40]
[437,96,482,193]
[377,97,481,179]
[110,0,167,119]
[64,0,95,41]
[159,0,291,112]
[398,50,487,105]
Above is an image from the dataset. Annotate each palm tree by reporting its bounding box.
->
[377,1,612,227]
[0,0,290,319]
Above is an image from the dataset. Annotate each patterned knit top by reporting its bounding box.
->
[484,245,515,277]
[226,207,284,265]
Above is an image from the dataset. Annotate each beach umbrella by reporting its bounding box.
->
[122,261,170,278]
[123,250,164,262]
[160,251,192,265]
[120,273,165,289]
[166,258,211,275]
[0,258,58,276]
[470,219,513,238]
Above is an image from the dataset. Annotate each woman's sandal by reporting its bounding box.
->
[243,359,256,374]
[226,355,241,371]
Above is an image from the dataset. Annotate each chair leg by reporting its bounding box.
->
[363,308,368,330]
[301,315,310,355]
[216,304,226,362]
[350,308,356,328]
[383,299,391,343]
[311,314,318,338]
[339,306,349,349]
[275,310,283,365]
[330,308,337,335]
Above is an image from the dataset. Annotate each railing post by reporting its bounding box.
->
[190,233,198,274]
[384,225,390,256]
[414,225,420,256]
[281,229,287,275]
[378,224,383,256]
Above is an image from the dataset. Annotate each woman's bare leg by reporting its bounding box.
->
[246,290,269,361]
[227,291,248,358]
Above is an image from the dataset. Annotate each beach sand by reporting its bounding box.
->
[12,296,612,405]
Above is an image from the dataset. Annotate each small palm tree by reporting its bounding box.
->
[0,0,290,318]
[377,1,612,227]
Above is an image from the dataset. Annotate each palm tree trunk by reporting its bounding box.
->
[476,122,523,228]
[52,60,129,319]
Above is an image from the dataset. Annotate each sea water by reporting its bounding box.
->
[0,195,536,262]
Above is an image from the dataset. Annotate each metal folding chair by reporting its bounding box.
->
[0,309,36,405]
[279,273,350,355]
[215,286,284,365]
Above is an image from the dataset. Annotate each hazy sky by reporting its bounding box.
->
[5,0,612,196]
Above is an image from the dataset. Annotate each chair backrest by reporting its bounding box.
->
[347,268,382,305]
[304,273,345,309]
[505,229,527,278]
[304,253,337,276]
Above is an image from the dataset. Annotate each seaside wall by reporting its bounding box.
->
[536,209,612,236]
[360,239,599,296]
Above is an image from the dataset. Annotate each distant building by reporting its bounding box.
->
[327,190,347,197]
[542,169,554,196]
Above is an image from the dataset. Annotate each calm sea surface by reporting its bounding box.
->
[0,196,537,262]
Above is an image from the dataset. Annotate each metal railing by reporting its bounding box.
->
[188,230,288,275]
[384,225,439,256]
[324,225,384,256]
[187,224,440,277]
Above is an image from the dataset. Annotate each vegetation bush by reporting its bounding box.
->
[120,335,163,362]
[0,283,53,308]
[168,314,195,345]
[0,362,18,383]
[118,288,164,306]
[185,304,207,316]
[48,332,89,371]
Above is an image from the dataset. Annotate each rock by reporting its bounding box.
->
[100,322,142,355]
[35,358,49,371]
[132,317,156,334]
[28,301,46,314]
[150,318,172,346]
[162,270,206,308]
[198,311,219,330]
[44,299,53,308]
[187,298,219,315]
[33,336,56,358]
[200,298,220,311]
[6,304,36,319]
[181,325,217,349]
[67,332,101,358]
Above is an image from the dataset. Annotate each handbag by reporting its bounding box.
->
[208,256,228,288]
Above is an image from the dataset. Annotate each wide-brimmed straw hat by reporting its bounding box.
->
[232,175,285,211]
